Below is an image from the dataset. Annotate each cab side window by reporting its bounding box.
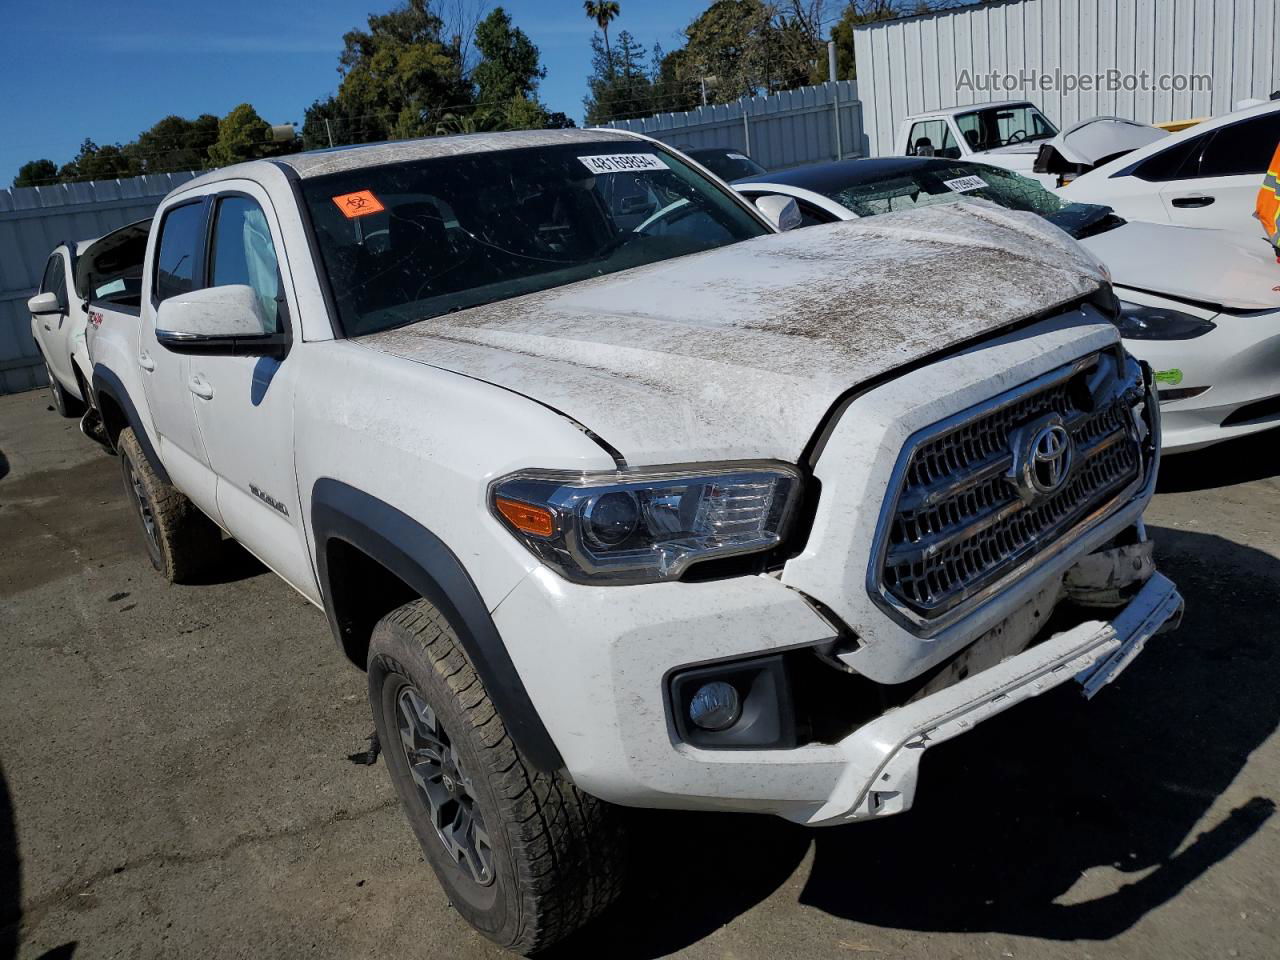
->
[154,202,206,302]
[907,120,960,159]
[209,195,282,333]
[40,254,67,308]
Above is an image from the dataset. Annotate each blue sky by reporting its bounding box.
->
[1,0,711,185]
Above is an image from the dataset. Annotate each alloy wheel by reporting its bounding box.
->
[396,686,495,886]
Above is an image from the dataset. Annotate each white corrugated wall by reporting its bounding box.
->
[854,0,1278,156]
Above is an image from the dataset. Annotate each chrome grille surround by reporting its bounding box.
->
[868,349,1157,638]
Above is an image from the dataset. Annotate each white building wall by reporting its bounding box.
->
[854,0,1278,156]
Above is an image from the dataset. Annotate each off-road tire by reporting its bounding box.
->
[46,358,84,418]
[117,427,222,584]
[369,599,626,954]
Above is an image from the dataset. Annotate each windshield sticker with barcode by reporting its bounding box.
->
[578,153,668,175]
[728,153,749,160]
[943,175,987,193]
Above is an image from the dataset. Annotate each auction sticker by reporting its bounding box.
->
[943,175,988,193]
[578,153,668,175]
[332,190,386,218]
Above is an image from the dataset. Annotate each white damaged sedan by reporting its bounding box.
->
[735,156,1280,453]
[1080,223,1280,452]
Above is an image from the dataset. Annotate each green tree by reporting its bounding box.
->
[334,0,472,142]
[650,43,702,113]
[125,114,220,173]
[542,111,577,129]
[12,159,57,188]
[582,1,621,75]
[57,139,140,182]
[584,29,651,124]
[679,0,775,102]
[473,6,545,105]
[207,104,273,167]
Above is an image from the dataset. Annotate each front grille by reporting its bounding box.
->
[874,350,1151,631]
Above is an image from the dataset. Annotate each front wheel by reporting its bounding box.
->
[368,599,626,953]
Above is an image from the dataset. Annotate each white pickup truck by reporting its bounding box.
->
[896,100,1061,187]
[85,128,1181,953]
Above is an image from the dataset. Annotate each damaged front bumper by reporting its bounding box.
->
[804,570,1182,824]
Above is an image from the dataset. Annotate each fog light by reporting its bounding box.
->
[688,681,740,731]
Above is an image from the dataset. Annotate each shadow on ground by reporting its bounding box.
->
[1,761,19,960]
[1158,426,1280,493]
[180,536,268,587]
[552,527,1277,958]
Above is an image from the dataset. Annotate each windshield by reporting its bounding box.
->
[300,141,768,336]
[955,104,1057,150]
[686,149,768,182]
[822,161,1120,239]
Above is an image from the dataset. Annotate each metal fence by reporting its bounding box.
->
[854,0,1280,157]
[0,172,197,394]
[604,81,867,170]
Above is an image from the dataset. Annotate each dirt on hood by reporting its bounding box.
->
[361,198,1108,465]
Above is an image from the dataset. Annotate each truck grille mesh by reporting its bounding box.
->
[878,352,1149,625]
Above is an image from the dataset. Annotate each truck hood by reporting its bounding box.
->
[978,142,1043,160]
[1081,221,1280,311]
[362,200,1107,464]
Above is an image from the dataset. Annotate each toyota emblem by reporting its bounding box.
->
[1008,415,1075,502]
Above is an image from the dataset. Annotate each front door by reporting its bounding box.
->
[140,198,220,522]
[34,252,73,387]
[187,186,318,600]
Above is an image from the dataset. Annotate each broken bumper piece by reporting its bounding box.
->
[790,571,1183,826]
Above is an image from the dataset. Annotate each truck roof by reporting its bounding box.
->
[907,100,1035,119]
[178,129,641,191]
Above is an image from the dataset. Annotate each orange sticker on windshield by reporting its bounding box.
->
[332,190,385,218]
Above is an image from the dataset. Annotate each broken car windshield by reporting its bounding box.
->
[824,162,1120,240]
[300,142,770,336]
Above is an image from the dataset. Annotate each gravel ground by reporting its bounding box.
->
[1,386,1277,960]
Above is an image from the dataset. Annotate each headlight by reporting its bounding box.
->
[490,464,803,584]
[1114,301,1216,340]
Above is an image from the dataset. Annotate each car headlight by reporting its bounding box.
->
[490,464,802,584]
[1114,301,1216,340]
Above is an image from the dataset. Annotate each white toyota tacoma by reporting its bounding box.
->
[85,129,1182,953]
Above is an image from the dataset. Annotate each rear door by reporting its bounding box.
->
[141,197,220,521]
[1158,111,1280,232]
[186,185,317,599]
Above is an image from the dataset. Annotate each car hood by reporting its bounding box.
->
[361,199,1107,464]
[1081,221,1280,311]
[1046,116,1167,168]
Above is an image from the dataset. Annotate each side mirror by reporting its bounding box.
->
[28,291,62,316]
[753,194,803,232]
[155,284,287,357]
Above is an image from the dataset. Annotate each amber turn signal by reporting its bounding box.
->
[495,496,555,537]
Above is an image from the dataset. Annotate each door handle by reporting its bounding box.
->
[1171,195,1215,208]
[138,352,156,372]
[188,375,214,400]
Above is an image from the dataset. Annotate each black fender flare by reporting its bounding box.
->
[91,363,171,486]
[311,478,564,773]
